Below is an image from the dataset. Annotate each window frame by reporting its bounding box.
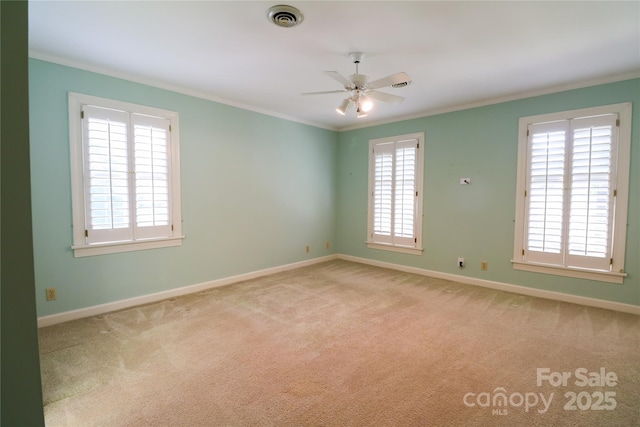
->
[366,132,424,255]
[512,103,632,284]
[69,92,184,257]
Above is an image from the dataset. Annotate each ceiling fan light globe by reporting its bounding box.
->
[360,97,373,112]
[336,98,351,115]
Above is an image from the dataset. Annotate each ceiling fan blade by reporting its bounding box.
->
[367,90,404,104]
[367,72,411,90]
[301,89,349,95]
[324,71,354,88]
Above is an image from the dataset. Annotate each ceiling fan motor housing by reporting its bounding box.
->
[351,74,368,89]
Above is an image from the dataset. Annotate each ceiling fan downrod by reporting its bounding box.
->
[350,52,364,77]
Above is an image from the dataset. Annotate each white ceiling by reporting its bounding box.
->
[29,1,640,131]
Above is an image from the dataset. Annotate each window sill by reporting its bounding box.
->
[366,241,423,255]
[511,260,626,284]
[72,236,185,258]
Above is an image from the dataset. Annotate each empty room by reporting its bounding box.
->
[2,1,639,426]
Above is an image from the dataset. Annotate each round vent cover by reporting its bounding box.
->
[267,5,304,28]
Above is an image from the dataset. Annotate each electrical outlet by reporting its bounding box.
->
[305,245,310,253]
[458,257,465,268]
[46,287,57,301]
[481,261,488,271]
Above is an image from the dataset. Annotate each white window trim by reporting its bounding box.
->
[512,102,632,284]
[69,92,184,257]
[366,242,424,256]
[366,132,424,255]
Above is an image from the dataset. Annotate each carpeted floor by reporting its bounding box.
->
[39,260,640,426]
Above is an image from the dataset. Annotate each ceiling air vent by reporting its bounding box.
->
[267,5,304,28]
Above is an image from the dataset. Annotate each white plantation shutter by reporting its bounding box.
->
[525,120,568,265]
[133,114,172,240]
[372,142,393,243]
[514,103,631,282]
[70,93,182,256]
[83,106,133,244]
[567,114,617,270]
[75,97,180,251]
[369,134,423,252]
[522,113,620,272]
[393,140,418,246]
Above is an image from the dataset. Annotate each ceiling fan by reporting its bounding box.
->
[302,52,411,118]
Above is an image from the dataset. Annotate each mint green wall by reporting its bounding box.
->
[337,79,640,306]
[29,59,639,316]
[29,59,337,317]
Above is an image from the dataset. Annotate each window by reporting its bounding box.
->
[69,93,183,257]
[367,132,424,255]
[512,103,632,283]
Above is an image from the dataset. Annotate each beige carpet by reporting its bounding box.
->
[39,260,639,426]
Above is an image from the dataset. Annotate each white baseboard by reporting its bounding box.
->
[37,255,339,327]
[38,253,638,327]
[338,255,640,316]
